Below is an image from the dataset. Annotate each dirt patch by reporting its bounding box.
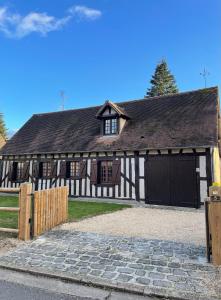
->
[60,207,206,246]
[0,234,23,256]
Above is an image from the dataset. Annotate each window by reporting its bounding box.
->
[66,161,80,178]
[104,118,118,135]
[100,161,113,184]
[70,161,80,177]
[10,162,24,181]
[16,162,24,181]
[41,162,51,178]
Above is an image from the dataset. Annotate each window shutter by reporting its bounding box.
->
[0,161,3,182]
[90,161,98,184]
[60,161,67,178]
[22,162,30,181]
[32,162,40,178]
[80,161,87,178]
[100,120,104,135]
[50,161,57,178]
[112,160,121,185]
[8,162,14,181]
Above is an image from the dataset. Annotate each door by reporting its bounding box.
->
[146,155,199,208]
[171,156,198,207]
[146,156,171,205]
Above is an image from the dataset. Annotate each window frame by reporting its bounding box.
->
[90,158,121,186]
[11,161,25,182]
[100,160,113,184]
[66,160,81,179]
[103,117,119,135]
[40,161,52,179]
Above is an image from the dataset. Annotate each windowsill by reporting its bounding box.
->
[66,176,81,180]
[102,134,118,137]
[11,179,25,183]
[95,183,118,187]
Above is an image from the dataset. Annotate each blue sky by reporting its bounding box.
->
[0,0,220,134]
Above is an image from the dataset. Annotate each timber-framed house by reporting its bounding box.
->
[0,87,220,208]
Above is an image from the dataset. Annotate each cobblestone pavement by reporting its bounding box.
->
[0,230,220,300]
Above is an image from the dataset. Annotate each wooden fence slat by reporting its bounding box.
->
[0,188,20,193]
[0,207,20,212]
[0,227,19,233]
[43,190,46,232]
[48,192,52,229]
[46,189,49,231]
[41,191,44,234]
[50,189,53,229]
[55,188,58,226]
[33,191,38,237]
[46,190,48,231]
[38,191,42,235]
[61,188,63,222]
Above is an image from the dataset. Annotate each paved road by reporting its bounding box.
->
[0,280,80,300]
[0,268,159,300]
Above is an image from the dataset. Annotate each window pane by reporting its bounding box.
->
[16,162,24,180]
[70,161,80,177]
[104,118,118,135]
[105,119,111,134]
[42,162,51,177]
[111,119,117,134]
[100,161,113,183]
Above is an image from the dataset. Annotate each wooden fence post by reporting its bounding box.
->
[18,183,32,241]
[208,201,221,266]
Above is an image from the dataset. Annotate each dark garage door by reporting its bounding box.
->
[146,155,199,208]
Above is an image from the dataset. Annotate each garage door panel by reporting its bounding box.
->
[146,155,199,208]
[146,157,170,205]
[171,157,197,207]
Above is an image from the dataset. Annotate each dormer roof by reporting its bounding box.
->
[95,100,130,119]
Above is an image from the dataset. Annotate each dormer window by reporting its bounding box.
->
[104,118,117,135]
[96,100,130,137]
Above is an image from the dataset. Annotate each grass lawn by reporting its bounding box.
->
[0,196,18,229]
[68,201,131,221]
[0,196,131,230]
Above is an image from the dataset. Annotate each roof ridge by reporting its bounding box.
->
[34,104,101,117]
[33,86,218,117]
[117,86,218,105]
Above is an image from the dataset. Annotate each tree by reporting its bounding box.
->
[146,60,178,97]
[0,113,7,140]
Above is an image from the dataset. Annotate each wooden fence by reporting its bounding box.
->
[205,200,221,266]
[0,184,32,241]
[205,185,221,266]
[33,186,68,237]
[0,184,68,240]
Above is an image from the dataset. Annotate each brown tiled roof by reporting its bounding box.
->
[1,87,219,155]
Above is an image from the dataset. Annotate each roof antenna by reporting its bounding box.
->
[200,68,210,88]
[60,90,66,111]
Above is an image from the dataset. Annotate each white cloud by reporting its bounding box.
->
[16,13,71,38]
[69,5,102,20]
[0,5,102,39]
[0,7,70,38]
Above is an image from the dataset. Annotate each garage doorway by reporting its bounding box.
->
[145,155,200,208]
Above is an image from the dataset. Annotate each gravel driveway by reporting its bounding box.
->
[61,207,205,246]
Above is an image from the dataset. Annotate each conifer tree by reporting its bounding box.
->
[146,60,178,97]
[0,113,7,139]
